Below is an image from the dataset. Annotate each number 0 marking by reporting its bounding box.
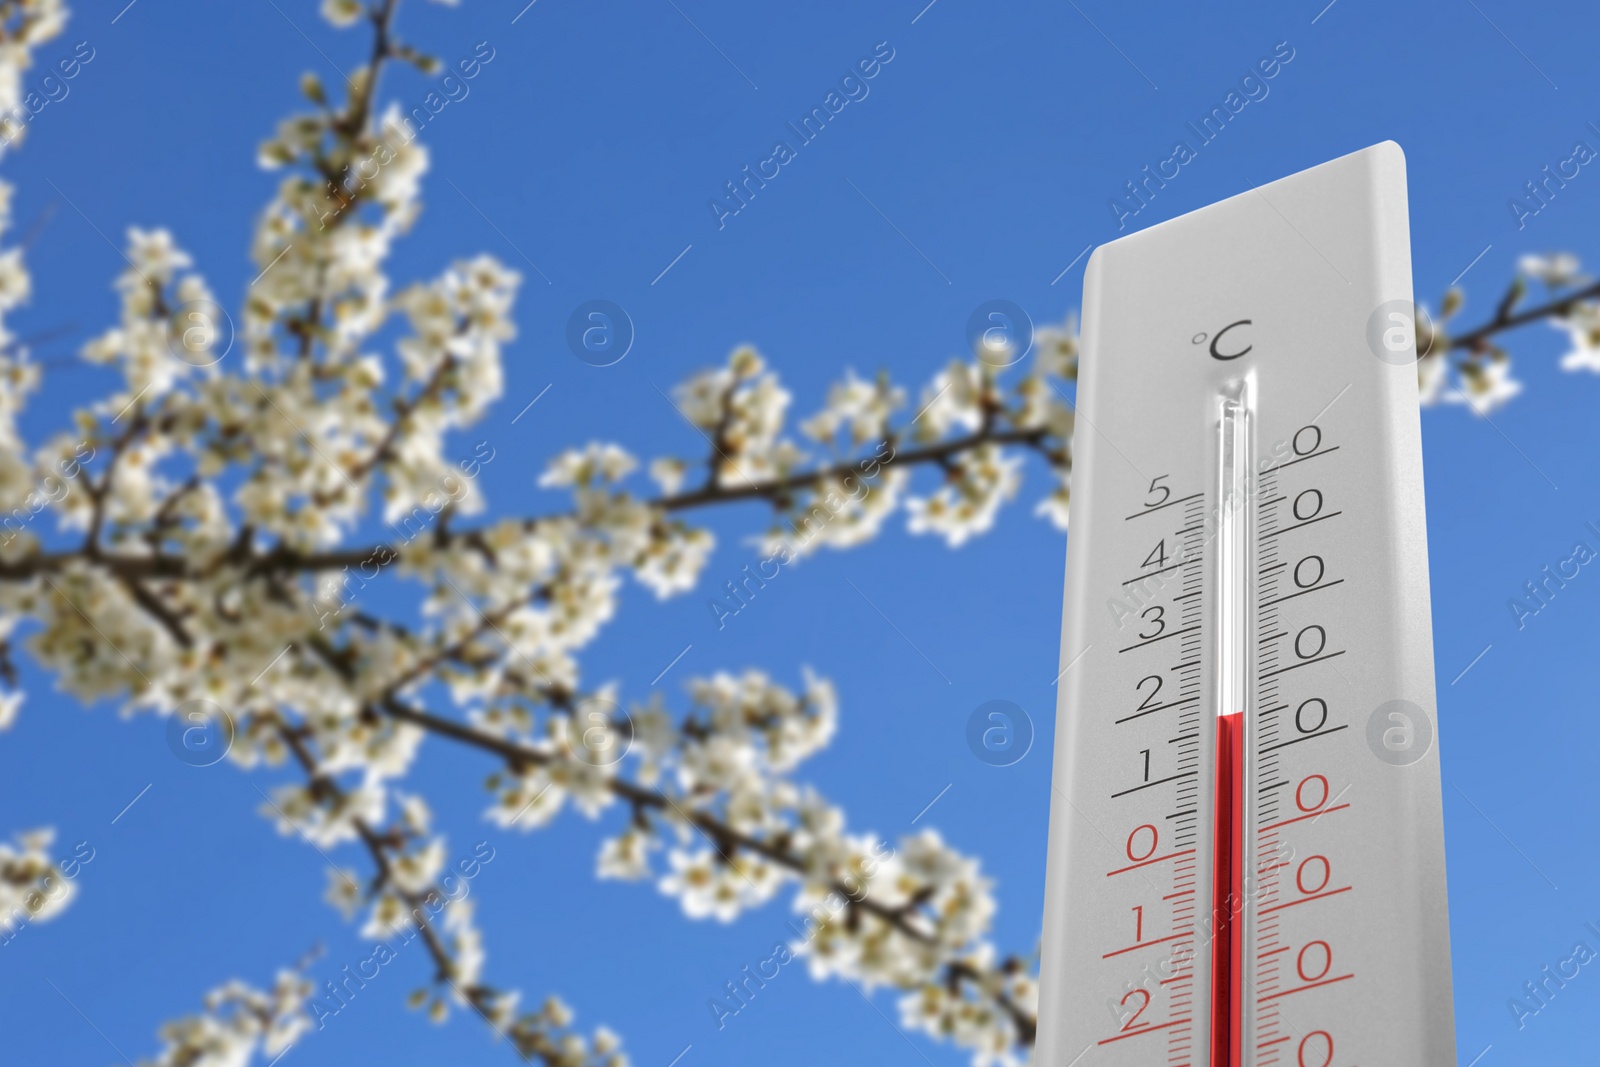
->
[1297,855,1332,896]
[1126,824,1159,862]
[1297,940,1333,983]
[1295,698,1328,734]
[1293,489,1324,521]
[1296,774,1330,813]
[1298,1031,1334,1067]
[1294,625,1327,659]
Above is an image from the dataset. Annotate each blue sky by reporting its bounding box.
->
[1,1,1599,1065]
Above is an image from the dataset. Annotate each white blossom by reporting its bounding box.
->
[1447,358,1524,412]
[912,361,986,441]
[802,370,904,447]
[0,828,76,932]
[906,444,1023,547]
[321,0,363,27]
[1519,252,1584,288]
[134,965,314,1067]
[1556,302,1600,374]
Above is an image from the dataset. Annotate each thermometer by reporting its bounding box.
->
[1036,143,1456,1066]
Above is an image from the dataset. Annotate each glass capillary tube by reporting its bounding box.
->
[1210,380,1250,1067]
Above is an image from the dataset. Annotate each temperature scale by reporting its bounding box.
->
[1036,143,1455,1065]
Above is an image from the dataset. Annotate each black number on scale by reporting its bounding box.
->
[1140,748,1151,781]
[1294,555,1324,588]
[1295,698,1329,734]
[1294,625,1327,660]
[1293,489,1324,521]
[1138,606,1166,640]
[1134,674,1163,712]
[1293,425,1321,456]
[1143,540,1167,569]
[1145,475,1170,508]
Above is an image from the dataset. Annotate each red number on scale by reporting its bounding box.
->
[1126,824,1158,862]
[1297,940,1333,983]
[1297,855,1331,895]
[1131,905,1144,941]
[1298,1030,1334,1067]
[1119,988,1150,1031]
[1295,774,1330,813]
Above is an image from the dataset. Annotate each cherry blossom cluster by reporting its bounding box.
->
[0,0,65,154]
[0,2,60,546]
[135,948,619,1067]
[134,964,315,1067]
[577,669,1038,1065]
[0,828,77,937]
[1418,251,1600,413]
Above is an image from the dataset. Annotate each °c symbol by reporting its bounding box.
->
[1209,319,1252,361]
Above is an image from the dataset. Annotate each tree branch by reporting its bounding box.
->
[374,693,1035,1040]
[1445,278,1600,352]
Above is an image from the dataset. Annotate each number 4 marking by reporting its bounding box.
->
[1143,540,1167,569]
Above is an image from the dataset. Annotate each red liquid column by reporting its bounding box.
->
[1210,710,1244,1067]
[1210,381,1250,1067]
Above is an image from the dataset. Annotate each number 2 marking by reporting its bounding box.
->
[1119,988,1150,1031]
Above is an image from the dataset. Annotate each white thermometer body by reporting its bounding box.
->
[1036,142,1456,1066]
